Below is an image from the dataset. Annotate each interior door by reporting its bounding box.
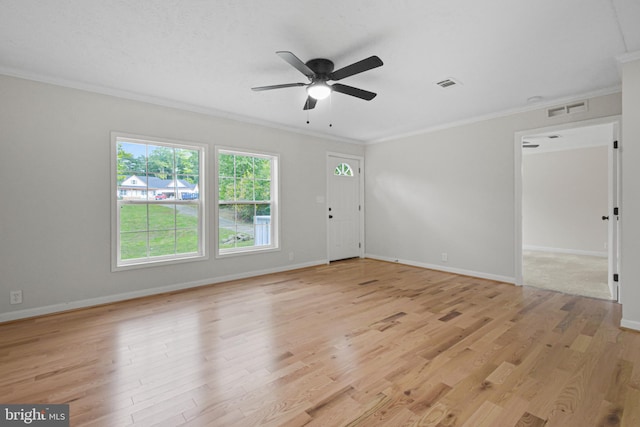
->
[327,155,361,261]
[607,129,620,301]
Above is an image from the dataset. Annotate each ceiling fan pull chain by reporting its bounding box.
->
[329,94,333,128]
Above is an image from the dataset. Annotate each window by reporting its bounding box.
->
[216,148,279,256]
[334,162,354,176]
[112,134,206,269]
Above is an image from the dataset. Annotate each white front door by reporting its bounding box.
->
[327,155,361,261]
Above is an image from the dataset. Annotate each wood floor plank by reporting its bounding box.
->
[0,258,637,426]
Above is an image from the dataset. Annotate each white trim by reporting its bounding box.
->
[617,51,640,64]
[514,116,621,293]
[0,260,327,323]
[0,68,362,146]
[523,245,608,258]
[365,254,515,284]
[326,152,366,261]
[368,87,621,144]
[621,319,640,332]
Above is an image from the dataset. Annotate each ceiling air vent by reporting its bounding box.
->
[435,78,461,88]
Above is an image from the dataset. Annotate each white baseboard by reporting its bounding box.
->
[0,259,327,323]
[621,318,640,332]
[365,253,515,284]
[523,245,607,258]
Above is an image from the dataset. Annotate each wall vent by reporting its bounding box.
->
[435,78,461,88]
[547,100,588,118]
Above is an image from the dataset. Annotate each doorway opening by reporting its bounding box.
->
[514,117,620,301]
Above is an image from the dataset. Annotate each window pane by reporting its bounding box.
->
[156,174,177,200]
[254,158,270,179]
[219,177,235,201]
[149,230,176,257]
[120,204,148,232]
[117,142,148,200]
[219,204,237,249]
[120,231,148,260]
[147,145,175,179]
[175,148,199,178]
[177,174,199,200]
[334,163,353,176]
[117,142,146,178]
[255,179,271,201]
[149,204,175,231]
[218,153,235,178]
[254,207,271,247]
[177,229,198,254]
[176,204,199,228]
[234,155,253,179]
[256,204,271,216]
[219,204,255,249]
[237,178,255,201]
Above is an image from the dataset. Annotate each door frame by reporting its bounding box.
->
[326,152,365,262]
[513,115,621,301]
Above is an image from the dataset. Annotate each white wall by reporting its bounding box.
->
[0,75,364,320]
[522,146,608,256]
[365,93,621,283]
[621,56,640,330]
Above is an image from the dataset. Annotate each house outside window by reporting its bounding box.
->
[112,134,206,270]
[216,147,279,256]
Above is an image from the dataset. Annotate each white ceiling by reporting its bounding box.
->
[1,0,639,143]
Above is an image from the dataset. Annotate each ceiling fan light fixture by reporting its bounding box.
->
[307,82,331,100]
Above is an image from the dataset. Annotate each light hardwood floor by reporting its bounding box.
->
[1,259,639,426]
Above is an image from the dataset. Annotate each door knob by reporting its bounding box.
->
[602,216,609,220]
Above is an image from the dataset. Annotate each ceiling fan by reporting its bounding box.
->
[252,51,383,110]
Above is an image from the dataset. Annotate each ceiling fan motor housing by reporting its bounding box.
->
[305,58,334,79]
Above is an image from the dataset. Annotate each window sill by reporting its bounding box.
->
[113,253,208,272]
[215,246,280,259]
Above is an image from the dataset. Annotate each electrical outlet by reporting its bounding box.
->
[441,252,448,262]
[10,290,23,305]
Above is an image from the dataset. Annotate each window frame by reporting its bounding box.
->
[111,132,208,271]
[215,146,280,258]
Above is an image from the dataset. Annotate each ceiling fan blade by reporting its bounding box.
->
[252,83,306,91]
[331,83,377,101]
[329,56,383,81]
[276,51,315,79]
[303,96,317,110]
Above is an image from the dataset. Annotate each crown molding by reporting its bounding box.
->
[366,86,621,144]
[0,67,364,146]
[0,66,622,147]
